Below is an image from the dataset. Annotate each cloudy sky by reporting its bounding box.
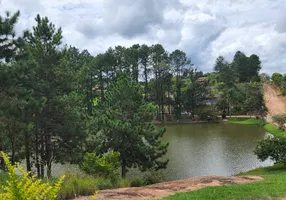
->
[1,0,286,74]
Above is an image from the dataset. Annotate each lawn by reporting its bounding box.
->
[163,164,286,200]
[227,118,261,125]
[228,118,286,138]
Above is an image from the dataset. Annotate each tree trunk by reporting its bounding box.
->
[11,131,15,165]
[0,144,5,171]
[24,131,31,172]
[40,128,45,178]
[144,63,148,100]
[100,71,104,101]
[35,119,40,177]
[121,159,126,179]
[47,160,52,178]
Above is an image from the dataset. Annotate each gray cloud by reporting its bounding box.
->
[1,0,286,74]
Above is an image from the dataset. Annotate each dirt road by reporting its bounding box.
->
[263,84,286,122]
[75,175,263,200]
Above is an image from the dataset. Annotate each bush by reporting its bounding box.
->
[80,150,120,180]
[196,106,216,121]
[0,151,64,200]
[143,169,165,185]
[272,114,286,129]
[56,173,99,199]
[272,72,283,87]
[130,178,145,187]
[254,137,286,165]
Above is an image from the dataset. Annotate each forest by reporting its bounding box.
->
[0,10,266,185]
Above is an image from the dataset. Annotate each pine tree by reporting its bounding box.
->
[94,73,169,178]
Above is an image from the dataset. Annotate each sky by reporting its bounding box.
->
[1,0,286,74]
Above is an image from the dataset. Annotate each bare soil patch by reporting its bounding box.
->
[263,84,286,122]
[74,175,263,200]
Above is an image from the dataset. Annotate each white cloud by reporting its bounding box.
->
[1,0,286,74]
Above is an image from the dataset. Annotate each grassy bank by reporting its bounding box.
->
[228,118,286,138]
[163,164,286,200]
[0,170,160,199]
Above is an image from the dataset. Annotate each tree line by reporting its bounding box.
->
[0,11,265,178]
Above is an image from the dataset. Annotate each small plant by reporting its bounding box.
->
[272,114,286,129]
[130,178,145,187]
[80,150,121,185]
[0,151,65,200]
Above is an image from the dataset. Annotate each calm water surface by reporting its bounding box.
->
[48,123,273,180]
[161,123,273,180]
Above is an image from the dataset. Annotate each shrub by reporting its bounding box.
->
[272,72,283,87]
[272,114,286,129]
[0,151,64,200]
[80,150,121,185]
[143,169,165,185]
[56,173,100,199]
[254,137,286,165]
[196,106,216,121]
[130,178,145,187]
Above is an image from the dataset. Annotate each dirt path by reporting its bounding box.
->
[263,84,286,122]
[75,175,263,200]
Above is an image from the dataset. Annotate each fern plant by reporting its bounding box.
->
[0,151,65,200]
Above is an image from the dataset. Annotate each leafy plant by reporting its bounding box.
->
[80,150,120,180]
[254,137,286,165]
[0,151,65,200]
[272,114,286,129]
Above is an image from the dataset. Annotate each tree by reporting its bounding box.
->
[272,73,283,87]
[94,73,169,178]
[260,73,270,83]
[0,11,20,62]
[254,137,286,165]
[139,44,151,100]
[214,56,237,116]
[169,50,191,120]
[150,44,168,121]
[21,15,86,178]
[232,51,261,82]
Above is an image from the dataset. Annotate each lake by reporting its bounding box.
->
[161,123,273,180]
[48,123,273,180]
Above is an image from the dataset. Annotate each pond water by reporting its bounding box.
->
[44,123,273,180]
[161,123,273,180]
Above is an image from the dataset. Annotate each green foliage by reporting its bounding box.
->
[143,168,166,185]
[94,73,169,178]
[263,123,286,138]
[254,137,286,165]
[0,11,20,62]
[272,114,286,129]
[163,164,286,200]
[271,72,283,87]
[0,151,64,200]
[130,178,145,187]
[80,151,120,179]
[195,106,216,121]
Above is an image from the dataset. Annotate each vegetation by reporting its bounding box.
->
[227,118,262,125]
[163,164,286,200]
[0,151,64,200]
[93,74,169,178]
[0,8,272,199]
[254,137,286,165]
[80,151,120,178]
[228,118,286,138]
[271,72,286,95]
[272,114,286,129]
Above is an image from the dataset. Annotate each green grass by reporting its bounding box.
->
[228,118,286,138]
[227,118,261,125]
[163,164,286,200]
[263,123,286,138]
